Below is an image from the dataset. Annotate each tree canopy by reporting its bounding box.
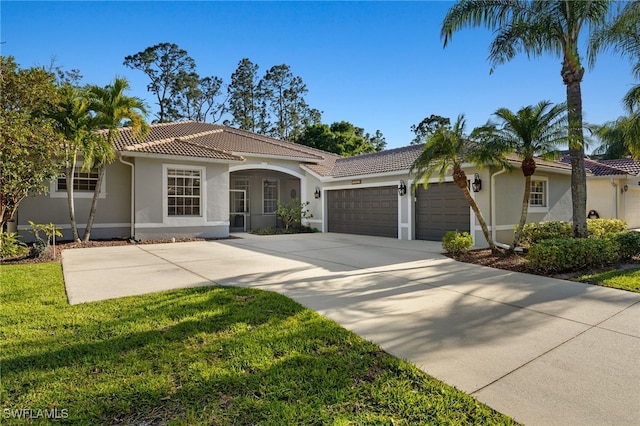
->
[0,56,62,230]
[295,121,385,157]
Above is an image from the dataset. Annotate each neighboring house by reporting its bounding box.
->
[581,157,640,229]
[16,121,576,247]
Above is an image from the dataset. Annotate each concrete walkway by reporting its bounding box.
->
[62,233,640,425]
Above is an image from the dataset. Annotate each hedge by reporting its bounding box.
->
[517,219,628,246]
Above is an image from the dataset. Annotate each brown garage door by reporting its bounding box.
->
[327,186,398,238]
[416,183,470,240]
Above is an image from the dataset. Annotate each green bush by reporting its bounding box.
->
[526,236,622,274]
[518,219,629,246]
[442,231,473,254]
[587,218,627,237]
[518,221,573,246]
[0,232,28,259]
[604,231,640,261]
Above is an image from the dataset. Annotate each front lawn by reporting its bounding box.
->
[0,263,515,425]
[576,267,640,293]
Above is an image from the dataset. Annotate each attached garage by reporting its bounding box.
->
[327,186,398,238]
[415,182,470,241]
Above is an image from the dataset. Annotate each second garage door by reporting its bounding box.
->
[416,182,470,241]
[327,186,398,238]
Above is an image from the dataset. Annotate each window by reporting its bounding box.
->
[529,179,547,207]
[167,168,201,216]
[57,169,99,192]
[263,179,278,214]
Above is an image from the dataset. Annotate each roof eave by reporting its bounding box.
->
[118,151,245,164]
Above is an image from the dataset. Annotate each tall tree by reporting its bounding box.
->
[0,56,62,231]
[172,71,226,122]
[49,84,102,241]
[85,77,149,241]
[410,115,504,252]
[442,0,612,238]
[590,1,640,158]
[295,121,378,156]
[259,64,321,140]
[472,101,567,251]
[227,58,261,132]
[410,114,451,145]
[123,43,196,123]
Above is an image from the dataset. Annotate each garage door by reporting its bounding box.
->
[416,182,470,241]
[625,188,640,229]
[327,186,398,238]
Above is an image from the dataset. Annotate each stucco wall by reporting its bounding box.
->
[131,157,231,240]
[17,161,131,242]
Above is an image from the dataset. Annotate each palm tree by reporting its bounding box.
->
[441,0,612,238]
[474,101,567,251]
[410,115,506,252]
[49,84,103,242]
[84,77,149,241]
[591,115,640,160]
[590,1,640,158]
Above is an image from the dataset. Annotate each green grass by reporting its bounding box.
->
[577,267,640,293]
[1,263,516,425]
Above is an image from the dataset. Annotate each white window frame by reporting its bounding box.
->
[529,177,549,213]
[163,164,206,225]
[262,178,278,215]
[50,165,106,198]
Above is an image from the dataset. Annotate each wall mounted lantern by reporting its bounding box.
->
[314,187,321,199]
[472,173,482,192]
[398,180,407,196]
[622,184,629,193]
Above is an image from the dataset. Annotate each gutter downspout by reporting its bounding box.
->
[491,168,508,248]
[610,179,618,219]
[118,153,135,239]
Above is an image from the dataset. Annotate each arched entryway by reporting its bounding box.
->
[229,166,304,233]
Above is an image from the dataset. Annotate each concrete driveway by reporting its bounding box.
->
[62,233,640,425]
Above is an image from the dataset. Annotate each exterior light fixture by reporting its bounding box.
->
[314,187,321,199]
[398,180,407,196]
[622,184,629,193]
[472,173,482,192]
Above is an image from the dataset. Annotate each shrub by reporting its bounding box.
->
[442,231,473,254]
[587,218,627,237]
[526,237,621,274]
[28,221,63,259]
[518,219,629,246]
[0,232,28,259]
[276,199,313,231]
[518,221,573,246]
[604,231,640,261]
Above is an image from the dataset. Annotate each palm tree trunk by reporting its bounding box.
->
[563,60,588,238]
[460,186,496,253]
[511,174,532,251]
[65,153,80,242]
[82,165,105,242]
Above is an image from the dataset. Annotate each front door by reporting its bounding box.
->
[229,189,247,232]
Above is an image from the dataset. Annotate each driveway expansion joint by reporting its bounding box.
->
[136,245,220,286]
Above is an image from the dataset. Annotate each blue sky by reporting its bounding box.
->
[1,1,635,149]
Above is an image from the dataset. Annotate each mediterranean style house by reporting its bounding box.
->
[16,121,600,247]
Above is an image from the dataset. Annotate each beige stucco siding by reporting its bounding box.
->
[17,161,131,241]
[132,157,230,240]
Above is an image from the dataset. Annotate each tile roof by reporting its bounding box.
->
[559,153,635,176]
[326,145,424,178]
[598,158,640,176]
[110,121,339,164]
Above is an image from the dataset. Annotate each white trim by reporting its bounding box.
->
[230,163,308,204]
[135,221,229,229]
[163,164,207,226]
[529,176,549,213]
[49,166,107,199]
[119,151,243,164]
[235,152,323,164]
[18,222,129,231]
